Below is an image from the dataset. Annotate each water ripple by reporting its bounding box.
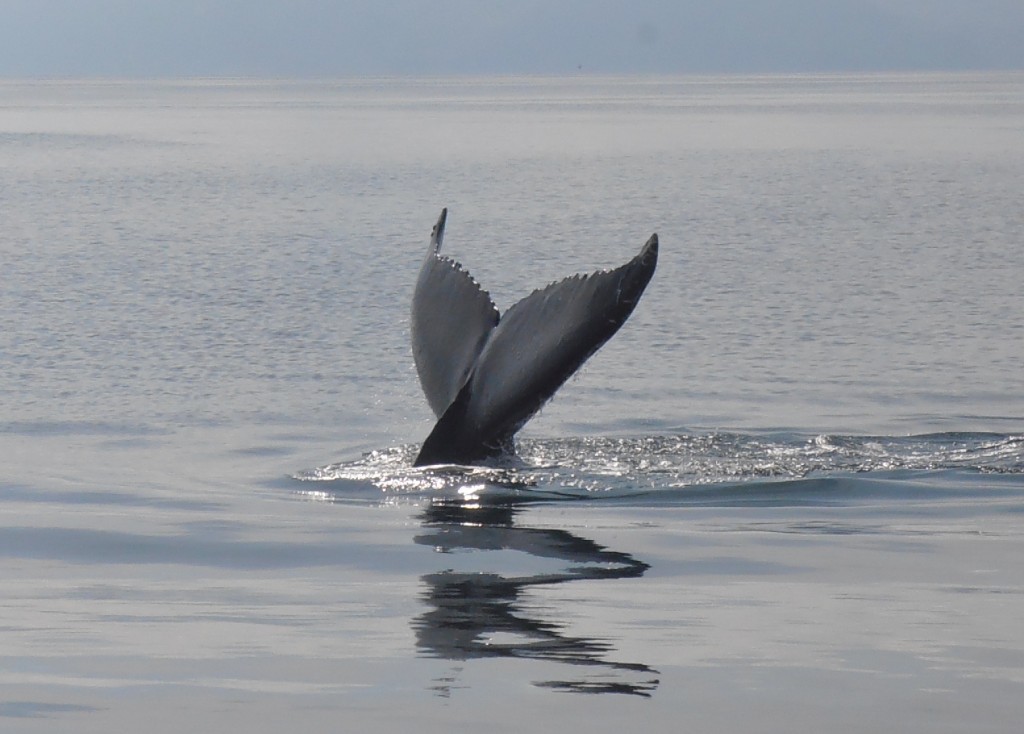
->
[293,431,1024,505]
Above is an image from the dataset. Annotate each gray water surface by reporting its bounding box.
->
[2,73,1023,732]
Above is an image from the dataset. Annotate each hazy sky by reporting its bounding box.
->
[2,0,1022,77]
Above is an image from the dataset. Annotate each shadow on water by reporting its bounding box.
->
[411,500,660,697]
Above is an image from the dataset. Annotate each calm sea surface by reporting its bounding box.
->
[2,74,1023,731]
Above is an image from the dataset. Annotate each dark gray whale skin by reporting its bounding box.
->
[411,208,659,467]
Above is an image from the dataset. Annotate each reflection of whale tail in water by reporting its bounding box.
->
[417,569,658,696]
[412,208,659,467]
[413,502,659,697]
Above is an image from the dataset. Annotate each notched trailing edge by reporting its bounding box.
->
[411,209,658,467]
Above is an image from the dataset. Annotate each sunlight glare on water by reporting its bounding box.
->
[295,432,1024,504]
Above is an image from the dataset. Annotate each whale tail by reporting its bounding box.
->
[411,208,659,467]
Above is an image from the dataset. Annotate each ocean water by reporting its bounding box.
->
[2,73,1023,731]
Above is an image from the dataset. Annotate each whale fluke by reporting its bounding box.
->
[411,208,658,467]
